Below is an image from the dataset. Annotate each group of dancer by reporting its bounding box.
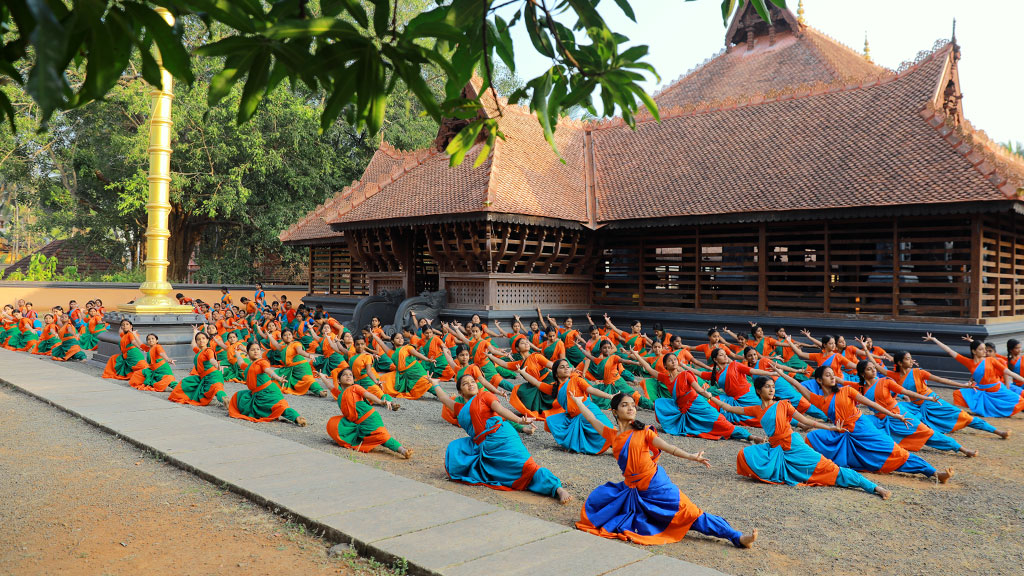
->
[1,297,107,360]
[5,295,1022,551]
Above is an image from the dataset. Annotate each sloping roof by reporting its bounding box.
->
[4,239,113,277]
[589,41,1023,224]
[324,95,589,230]
[653,27,887,110]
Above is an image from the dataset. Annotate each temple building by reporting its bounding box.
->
[280,4,1024,347]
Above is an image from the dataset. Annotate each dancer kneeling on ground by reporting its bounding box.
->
[712,375,890,499]
[440,373,572,504]
[51,313,87,362]
[169,331,229,408]
[573,392,757,547]
[784,366,953,483]
[229,341,306,427]
[327,367,411,458]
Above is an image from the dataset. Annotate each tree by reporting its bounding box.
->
[1005,141,1024,159]
[0,1,787,166]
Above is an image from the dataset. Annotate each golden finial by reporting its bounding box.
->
[863,32,873,63]
[797,0,806,25]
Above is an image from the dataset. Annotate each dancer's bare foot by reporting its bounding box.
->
[937,467,954,484]
[556,487,573,505]
[317,389,328,398]
[997,429,1011,439]
[875,486,892,500]
[738,528,758,548]
[961,447,979,458]
[401,447,414,460]
[221,395,230,409]
[296,416,308,427]
[390,402,401,411]
[751,435,767,444]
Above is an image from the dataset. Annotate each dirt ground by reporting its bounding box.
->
[0,387,408,576]
[27,356,1024,575]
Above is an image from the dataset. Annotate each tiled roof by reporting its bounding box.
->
[325,102,589,228]
[4,239,113,277]
[653,28,887,110]
[590,42,1023,223]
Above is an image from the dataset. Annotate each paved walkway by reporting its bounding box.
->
[0,348,726,576]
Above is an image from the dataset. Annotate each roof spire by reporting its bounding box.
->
[863,32,872,64]
[797,0,806,25]
[951,17,957,44]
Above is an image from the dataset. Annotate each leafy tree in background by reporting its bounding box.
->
[1005,141,1024,159]
[0,0,784,166]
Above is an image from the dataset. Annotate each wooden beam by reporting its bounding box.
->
[694,226,702,310]
[524,227,548,273]
[307,246,314,294]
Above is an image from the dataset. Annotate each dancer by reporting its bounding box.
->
[128,334,177,392]
[924,333,1024,417]
[712,377,889,499]
[573,393,757,547]
[883,350,1009,438]
[520,359,615,454]
[51,313,87,362]
[855,359,977,457]
[267,329,327,397]
[78,307,107,351]
[326,367,412,457]
[168,331,229,407]
[102,320,149,380]
[369,331,442,400]
[784,366,953,483]
[440,374,571,504]
[29,314,60,355]
[696,348,777,425]
[632,351,753,441]
[228,341,307,426]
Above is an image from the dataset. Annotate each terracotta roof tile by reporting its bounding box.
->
[653,28,887,110]
[591,43,1014,223]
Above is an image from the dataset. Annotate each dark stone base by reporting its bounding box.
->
[88,311,207,370]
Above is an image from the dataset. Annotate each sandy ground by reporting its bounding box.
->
[38,356,1024,575]
[0,387,411,576]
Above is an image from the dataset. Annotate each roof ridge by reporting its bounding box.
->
[651,47,727,100]
[587,39,954,132]
[920,103,1024,198]
[802,26,890,80]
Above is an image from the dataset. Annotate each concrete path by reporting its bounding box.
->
[0,348,727,576]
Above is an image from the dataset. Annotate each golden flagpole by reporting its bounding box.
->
[120,6,192,314]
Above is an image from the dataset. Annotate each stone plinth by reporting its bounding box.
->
[89,310,207,370]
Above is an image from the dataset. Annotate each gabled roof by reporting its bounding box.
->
[324,96,589,230]
[590,41,1024,225]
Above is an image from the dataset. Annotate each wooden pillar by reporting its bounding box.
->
[757,222,767,312]
[969,215,982,320]
[694,227,702,310]
[637,238,645,307]
[307,246,313,294]
[328,245,335,295]
[891,221,900,318]
[823,222,831,314]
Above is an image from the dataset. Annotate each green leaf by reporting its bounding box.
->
[632,85,659,121]
[320,69,356,132]
[524,3,555,58]
[341,0,369,28]
[0,90,15,132]
[720,0,737,25]
[237,49,271,123]
[263,18,361,40]
[612,0,636,22]
[124,4,194,84]
[184,0,258,33]
[445,119,484,166]
[24,0,69,121]
[473,125,497,168]
[372,0,390,37]
[494,15,515,72]
[750,0,772,25]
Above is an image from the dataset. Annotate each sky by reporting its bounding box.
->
[502,0,1023,144]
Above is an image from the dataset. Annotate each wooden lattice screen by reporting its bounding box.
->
[308,245,367,296]
[980,214,1024,318]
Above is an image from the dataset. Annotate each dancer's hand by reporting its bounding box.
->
[691,451,711,469]
[922,333,936,343]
